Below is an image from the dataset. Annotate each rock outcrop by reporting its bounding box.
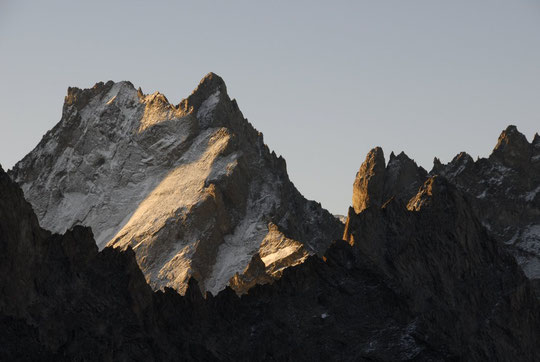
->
[9,73,343,295]
[352,147,386,213]
[351,147,427,214]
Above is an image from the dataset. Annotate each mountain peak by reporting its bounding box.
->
[451,151,474,165]
[199,72,226,91]
[432,157,443,173]
[533,132,540,145]
[388,150,413,164]
[64,80,140,113]
[65,81,113,110]
[490,125,531,168]
[11,73,342,296]
[178,72,228,114]
[384,150,427,202]
[352,147,386,213]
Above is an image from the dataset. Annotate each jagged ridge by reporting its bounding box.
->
[347,126,540,294]
[432,125,540,293]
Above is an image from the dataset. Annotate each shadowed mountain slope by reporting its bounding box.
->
[2,160,539,360]
[432,126,540,293]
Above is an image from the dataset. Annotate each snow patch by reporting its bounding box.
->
[196,90,220,127]
[205,181,279,295]
[524,186,540,202]
[477,189,488,199]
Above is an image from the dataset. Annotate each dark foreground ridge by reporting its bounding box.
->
[1,159,539,361]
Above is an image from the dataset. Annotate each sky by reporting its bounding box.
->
[1,1,539,215]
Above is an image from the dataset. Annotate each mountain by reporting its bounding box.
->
[431,125,540,294]
[4,72,540,359]
[1,159,539,361]
[343,175,540,360]
[345,126,540,296]
[9,73,343,295]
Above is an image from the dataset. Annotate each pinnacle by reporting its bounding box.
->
[533,133,540,145]
[192,72,227,99]
[495,125,528,147]
[490,124,530,168]
[199,72,226,89]
[388,151,413,164]
[352,147,386,213]
[178,72,228,113]
[452,152,473,164]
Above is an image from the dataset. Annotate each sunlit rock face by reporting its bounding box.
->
[432,125,540,294]
[352,147,386,213]
[229,223,310,295]
[350,146,427,214]
[9,73,343,295]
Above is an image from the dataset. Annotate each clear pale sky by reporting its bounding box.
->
[1,1,539,215]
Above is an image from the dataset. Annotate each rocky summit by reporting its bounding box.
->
[347,126,540,296]
[431,126,540,294]
[9,73,342,295]
[2,73,540,361]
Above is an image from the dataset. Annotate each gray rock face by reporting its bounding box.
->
[9,73,343,295]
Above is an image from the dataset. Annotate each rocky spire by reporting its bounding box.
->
[407,176,449,211]
[178,72,227,114]
[350,148,427,215]
[352,147,386,214]
[532,133,540,163]
[383,151,427,202]
[431,157,443,174]
[440,152,475,179]
[228,253,273,295]
[489,125,531,169]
